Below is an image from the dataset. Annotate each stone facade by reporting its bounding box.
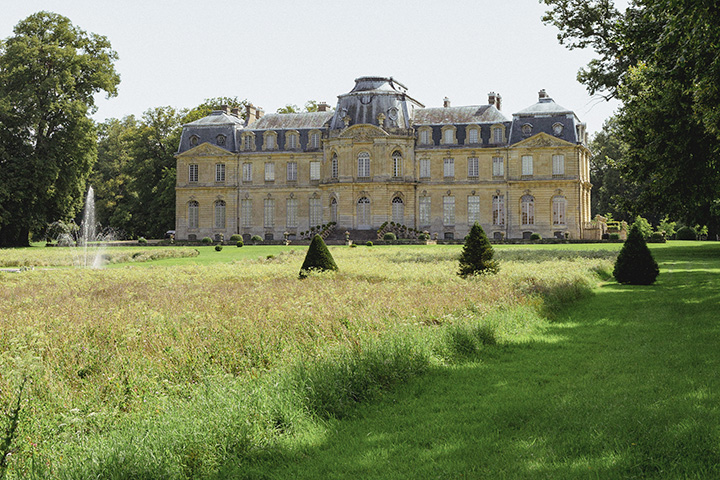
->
[175,77,592,241]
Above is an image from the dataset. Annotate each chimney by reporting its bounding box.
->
[488,92,502,110]
[317,101,330,112]
[538,89,548,100]
[256,107,264,119]
[495,93,502,111]
[220,104,230,115]
[245,103,257,125]
[231,107,241,118]
[443,97,451,108]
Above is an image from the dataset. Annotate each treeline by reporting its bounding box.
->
[90,98,246,239]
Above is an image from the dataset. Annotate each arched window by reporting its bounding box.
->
[392,151,402,178]
[331,153,339,179]
[189,135,199,147]
[553,196,567,225]
[443,128,455,144]
[467,127,478,144]
[216,134,226,146]
[358,152,370,178]
[188,201,199,229]
[330,197,338,223]
[521,195,534,225]
[392,197,404,224]
[357,197,371,229]
[214,200,226,229]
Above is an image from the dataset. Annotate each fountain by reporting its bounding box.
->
[52,186,113,268]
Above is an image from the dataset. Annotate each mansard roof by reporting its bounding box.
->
[513,92,573,117]
[247,111,334,130]
[184,110,245,127]
[413,105,509,125]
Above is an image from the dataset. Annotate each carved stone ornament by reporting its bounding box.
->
[343,115,351,127]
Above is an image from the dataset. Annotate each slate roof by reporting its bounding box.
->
[247,112,334,130]
[184,110,245,127]
[413,105,509,125]
[514,97,573,116]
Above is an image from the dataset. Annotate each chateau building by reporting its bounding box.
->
[175,76,592,241]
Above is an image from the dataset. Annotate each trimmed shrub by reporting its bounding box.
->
[137,237,147,245]
[214,245,223,252]
[383,232,397,242]
[418,232,430,241]
[649,232,666,243]
[250,235,263,245]
[608,233,621,241]
[676,226,697,240]
[366,241,373,247]
[299,235,338,278]
[236,240,244,247]
[458,222,499,277]
[613,223,659,285]
[201,237,213,245]
[530,233,542,241]
[229,234,242,243]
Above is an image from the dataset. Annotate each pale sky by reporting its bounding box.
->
[2,0,625,135]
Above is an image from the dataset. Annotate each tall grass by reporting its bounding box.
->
[0,246,613,478]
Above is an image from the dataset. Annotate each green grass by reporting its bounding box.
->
[248,242,720,479]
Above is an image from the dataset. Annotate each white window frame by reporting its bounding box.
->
[189,164,198,183]
[553,154,565,176]
[419,129,430,145]
[242,162,252,182]
[553,196,567,225]
[309,198,322,226]
[264,198,275,228]
[265,162,275,182]
[443,157,454,178]
[287,133,297,149]
[493,126,503,144]
[357,152,370,178]
[331,154,339,179]
[286,198,298,228]
[492,156,504,177]
[419,158,431,179]
[188,201,199,229]
[310,132,320,149]
[287,162,297,182]
[310,161,321,181]
[468,128,478,144]
[443,128,455,145]
[215,163,225,183]
[467,157,479,178]
[492,195,505,226]
[392,197,404,224]
[241,199,252,227]
[443,196,455,226]
[419,196,431,225]
[521,195,535,226]
[392,152,402,178]
[522,155,534,176]
[265,133,276,150]
[214,200,226,229]
[467,195,480,225]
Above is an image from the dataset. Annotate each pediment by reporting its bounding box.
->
[338,124,388,141]
[177,142,235,157]
[512,132,574,149]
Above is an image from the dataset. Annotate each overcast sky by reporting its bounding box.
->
[3,0,626,135]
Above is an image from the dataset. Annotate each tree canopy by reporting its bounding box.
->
[543,0,720,233]
[0,11,119,246]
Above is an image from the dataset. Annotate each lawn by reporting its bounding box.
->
[255,242,720,479]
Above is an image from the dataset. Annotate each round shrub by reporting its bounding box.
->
[201,237,213,245]
[250,235,263,245]
[458,223,499,277]
[137,237,147,245]
[530,233,542,241]
[214,245,223,252]
[649,232,666,243]
[366,241,373,247]
[350,243,357,248]
[229,234,242,242]
[613,224,659,285]
[609,233,621,241]
[418,233,429,241]
[676,226,697,240]
[236,239,244,247]
[299,235,338,278]
[383,232,397,242]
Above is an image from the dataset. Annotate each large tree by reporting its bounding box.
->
[0,12,119,246]
[542,0,720,233]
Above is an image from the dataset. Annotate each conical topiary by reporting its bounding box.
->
[458,222,499,277]
[299,235,338,278]
[613,223,659,285]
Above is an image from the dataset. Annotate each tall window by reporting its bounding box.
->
[443,128,454,144]
[467,157,479,178]
[492,195,505,226]
[492,156,504,177]
[242,162,252,182]
[443,196,455,226]
[286,198,298,228]
[331,154,339,179]
[358,152,370,178]
[189,164,198,183]
[310,161,321,180]
[522,155,533,176]
[552,154,565,176]
[287,162,297,181]
[419,129,430,145]
[521,195,535,225]
[330,197,338,223]
[392,197,404,224]
[243,135,254,150]
[264,198,275,228]
[467,196,480,224]
[468,128,478,144]
[215,163,225,183]
[241,199,252,227]
[392,151,402,177]
[265,162,275,181]
[420,158,431,178]
[553,196,567,225]
[214,200,226,229]
[357,197,371,229]
[443,157,454,178]
[266,134,275,150]
[493,126,503,143]
[309,198,322,226]
[310,132,320,149]
[287,133,297,149]
[188,201,199,229]
[419,196,431,225]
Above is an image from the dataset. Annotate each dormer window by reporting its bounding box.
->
[242,133,255,151]
[441,126,456,145]
[418,128,432,145]
[492,125,505,144]
[552,122,564,136]
[467,127,479,144]
[216,134,226,146]
[309,131,320,149]
[286,131,299,149]
[263,131,277,150]
[189,135,199,147]
[521,123,533,137]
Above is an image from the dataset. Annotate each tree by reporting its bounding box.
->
[0,12,119,246]
[299,235,338,278]
[613,223,659,285]
[542,0,720,235]
[183,97,247,124]
[458,223,499,277]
